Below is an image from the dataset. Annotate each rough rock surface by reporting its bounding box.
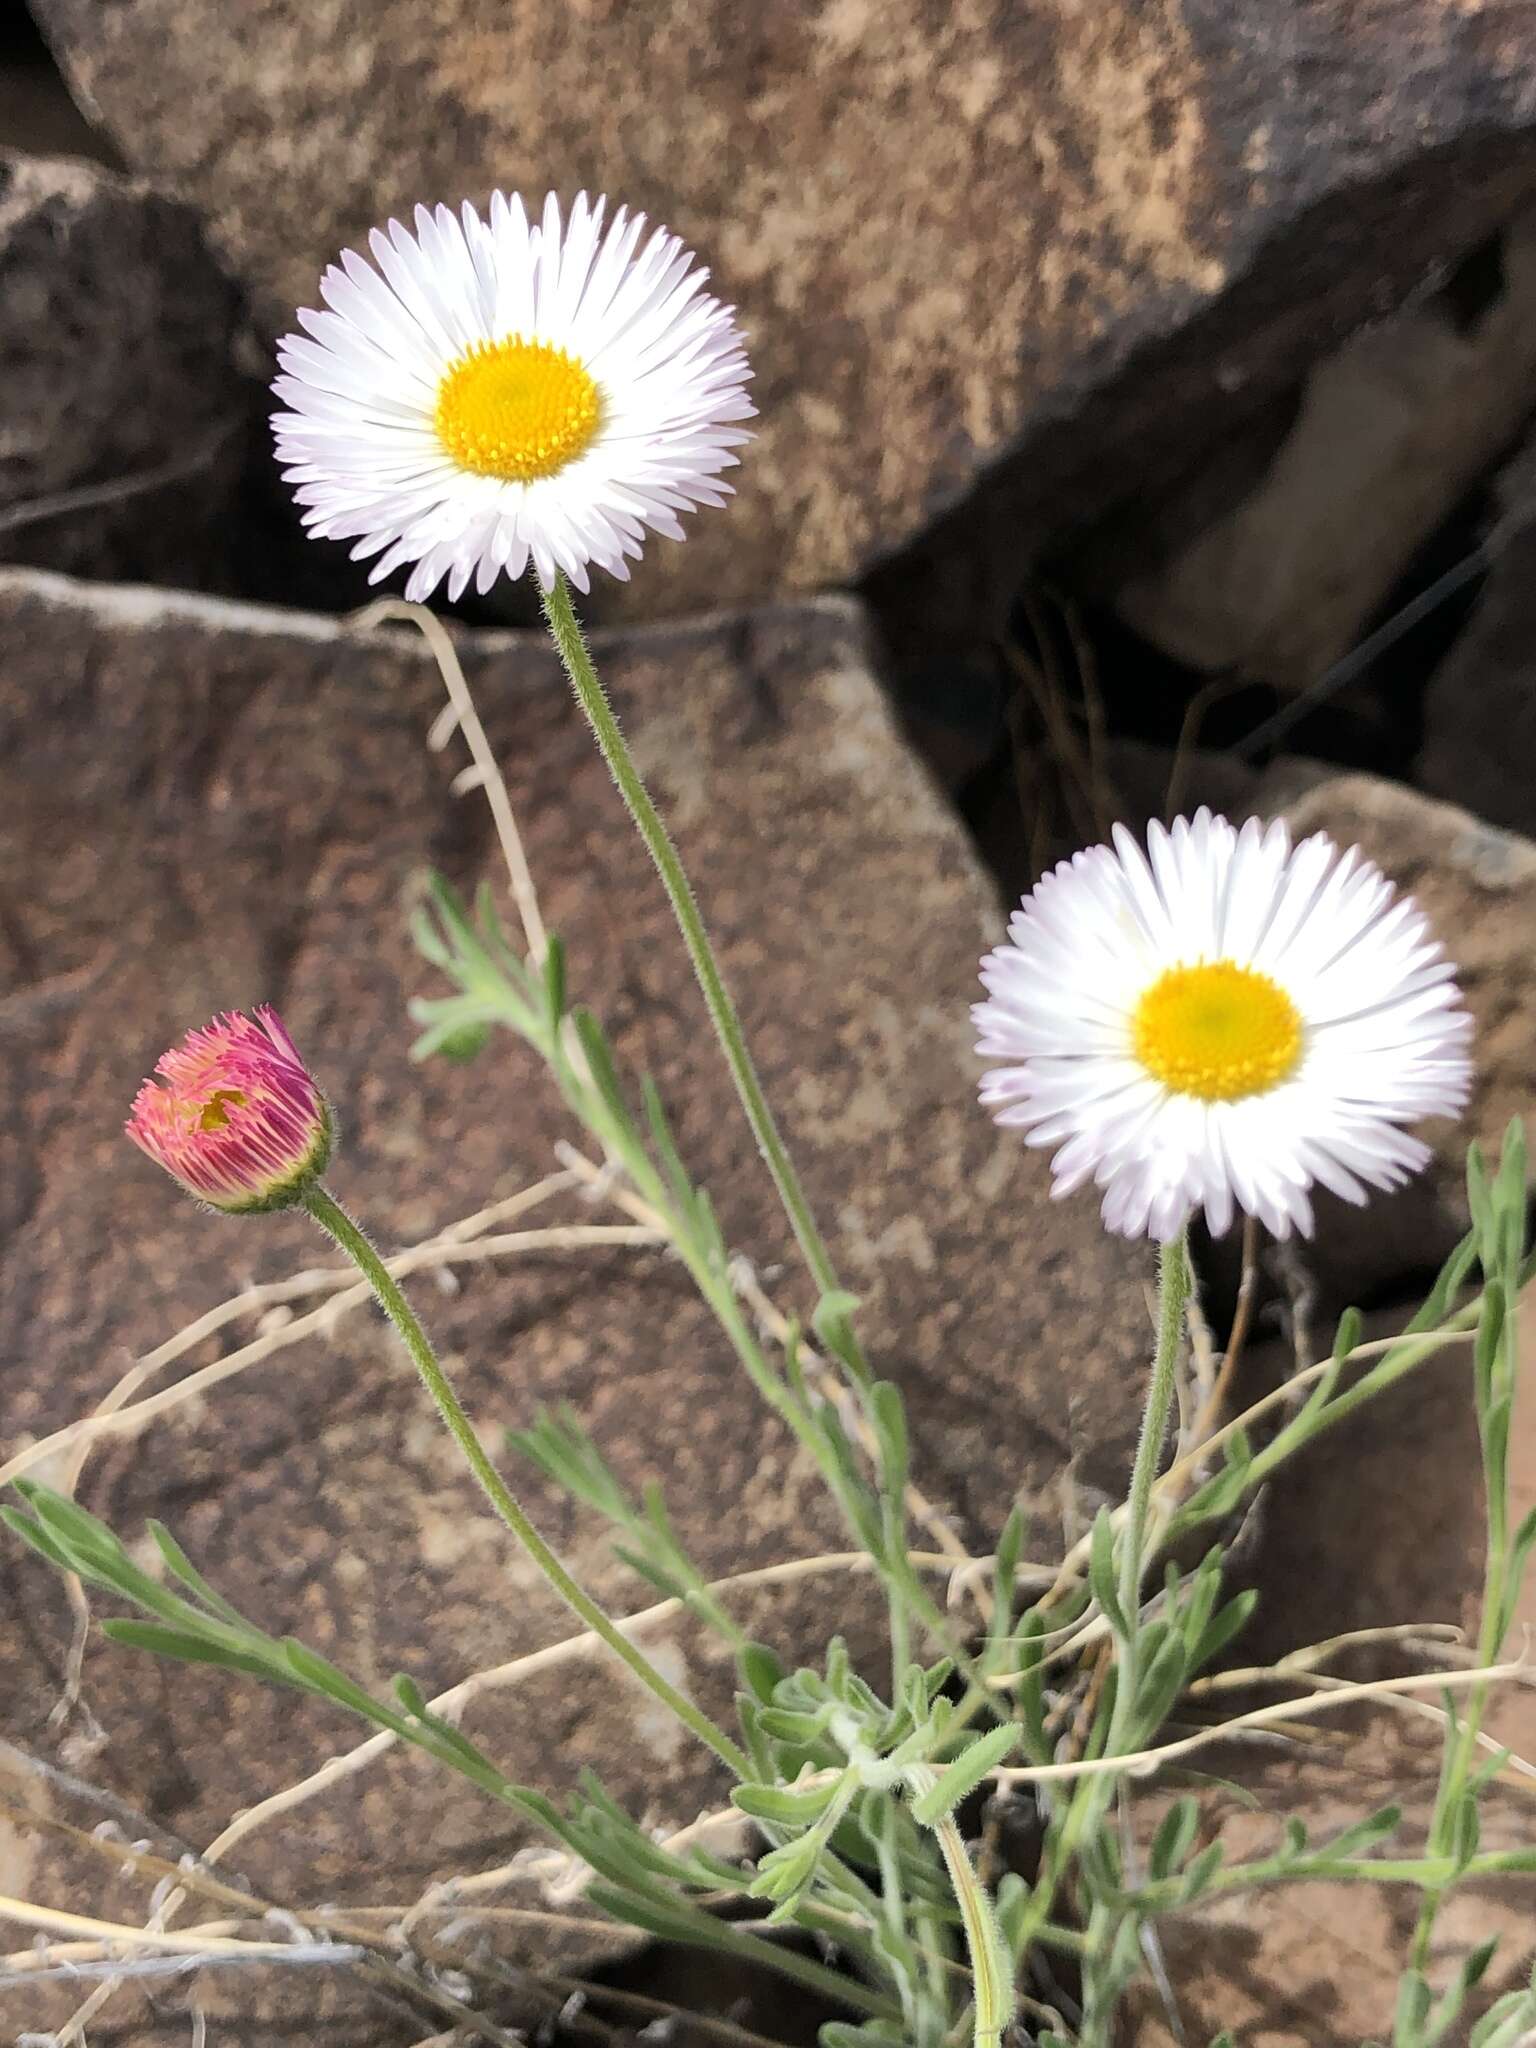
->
[31,0,1536,619]
[1140,1733,1536,2043]
[0,149,250,586]
[1248,767,1536,1310]
[1417,428,1536,841]
[0,569,1149,2032]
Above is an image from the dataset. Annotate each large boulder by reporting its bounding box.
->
[0,568,1150,2026]
[0,149,251,587]
[30,0,1536,618]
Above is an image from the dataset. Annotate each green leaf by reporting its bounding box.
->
[1467,1142,1491,1231]
[145,1522,250,1630]
[1178,1839,1225,1902]
[738,1641,785,1705]
[1320,1803,1400,1860]
[583,1882,732,1949]
[571,1007,639,1140]
[1474,1287,1508,1414]
[921,1657,955,1705]
[393,1672,429,1718]
[731,1778,840,1826]
[1449,1790,1482,1873]
[542,931,567,1029]
[99,1620,281,1684]
[811,1290,868,1384]
[1408,1231,1480,1335]
[1332,1305,1363,1360]
[1137,1632,1191,1740]
[756,1705,836,1745]
[908,1723,1020,1824]
[1088,1506,1129,1638]
[1148,1795,1200,1880]
[279,1637,388,1717]
[869,1382,908,1491]
[1492,1118,1527,1231]
[747,1830,824,1914]
[1189,1589,1258,1674]
[429,1019,491,1062]
[1395,1967,1433,2042]
[639,1073,701,1222]
[3,1505,79,1575]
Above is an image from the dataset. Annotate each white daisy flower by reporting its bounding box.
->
[272,190,754,601]
[974,810,1473,1242]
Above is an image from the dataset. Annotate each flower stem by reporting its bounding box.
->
[906,1765,1012,2048]
[302,1183,749,1778]
[539,574,867,1377]
[1119,1227,1191,1630]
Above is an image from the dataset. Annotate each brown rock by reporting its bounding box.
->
[30,0,1536,619]
[1418,429,1536,842]
[0,149,251,586]
[0,568,1149,2014]
[1246,767,1536,1312]
[1143,1732,1536,2044]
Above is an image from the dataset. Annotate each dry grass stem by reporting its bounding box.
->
[993,1652,1533,1786]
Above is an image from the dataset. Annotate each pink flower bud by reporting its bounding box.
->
[126,1007,333,1213]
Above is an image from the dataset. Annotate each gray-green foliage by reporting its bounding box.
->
[8,871,1533,2047]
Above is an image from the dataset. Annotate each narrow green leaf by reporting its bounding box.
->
[756,1705,835,1745]
[1148,1795,1200,1880]
[1321,1802,1401,1860]
[100,1620,280,1684]
[1136,1632,1190,1739]
[1332,1305,1364,1360]
[731,1778,839,1825]
[908,1722,1020,1824]
[1088,1506,1129,1638]
[1189,1589,1258,1674]
[870,1381,908,1489]
[542,931,567,1028]
[1466,1143,1491,1231]
[145,1522,251,1630]
[737,1641,785,1706]
[1450,1790,1481,1873]
[1408,1234,1479,1333]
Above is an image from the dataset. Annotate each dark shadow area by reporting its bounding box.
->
[0,4,119,164]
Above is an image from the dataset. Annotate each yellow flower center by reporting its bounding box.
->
[434,336,602,482]
[197,1088,246,1132]
[1131,961,1303,1103]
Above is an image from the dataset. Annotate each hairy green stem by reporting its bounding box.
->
[1119,1228,1191,1630]
[540,574,950,1665]
[906,1766,1012,2048]
[540,573,864,1369]
[1130,1842,1536,1915]
[302,1184,749,1778]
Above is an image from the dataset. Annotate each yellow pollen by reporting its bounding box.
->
[1131,961,1303,1103]
[434,336,601,482]
[197,1088,246,1132]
